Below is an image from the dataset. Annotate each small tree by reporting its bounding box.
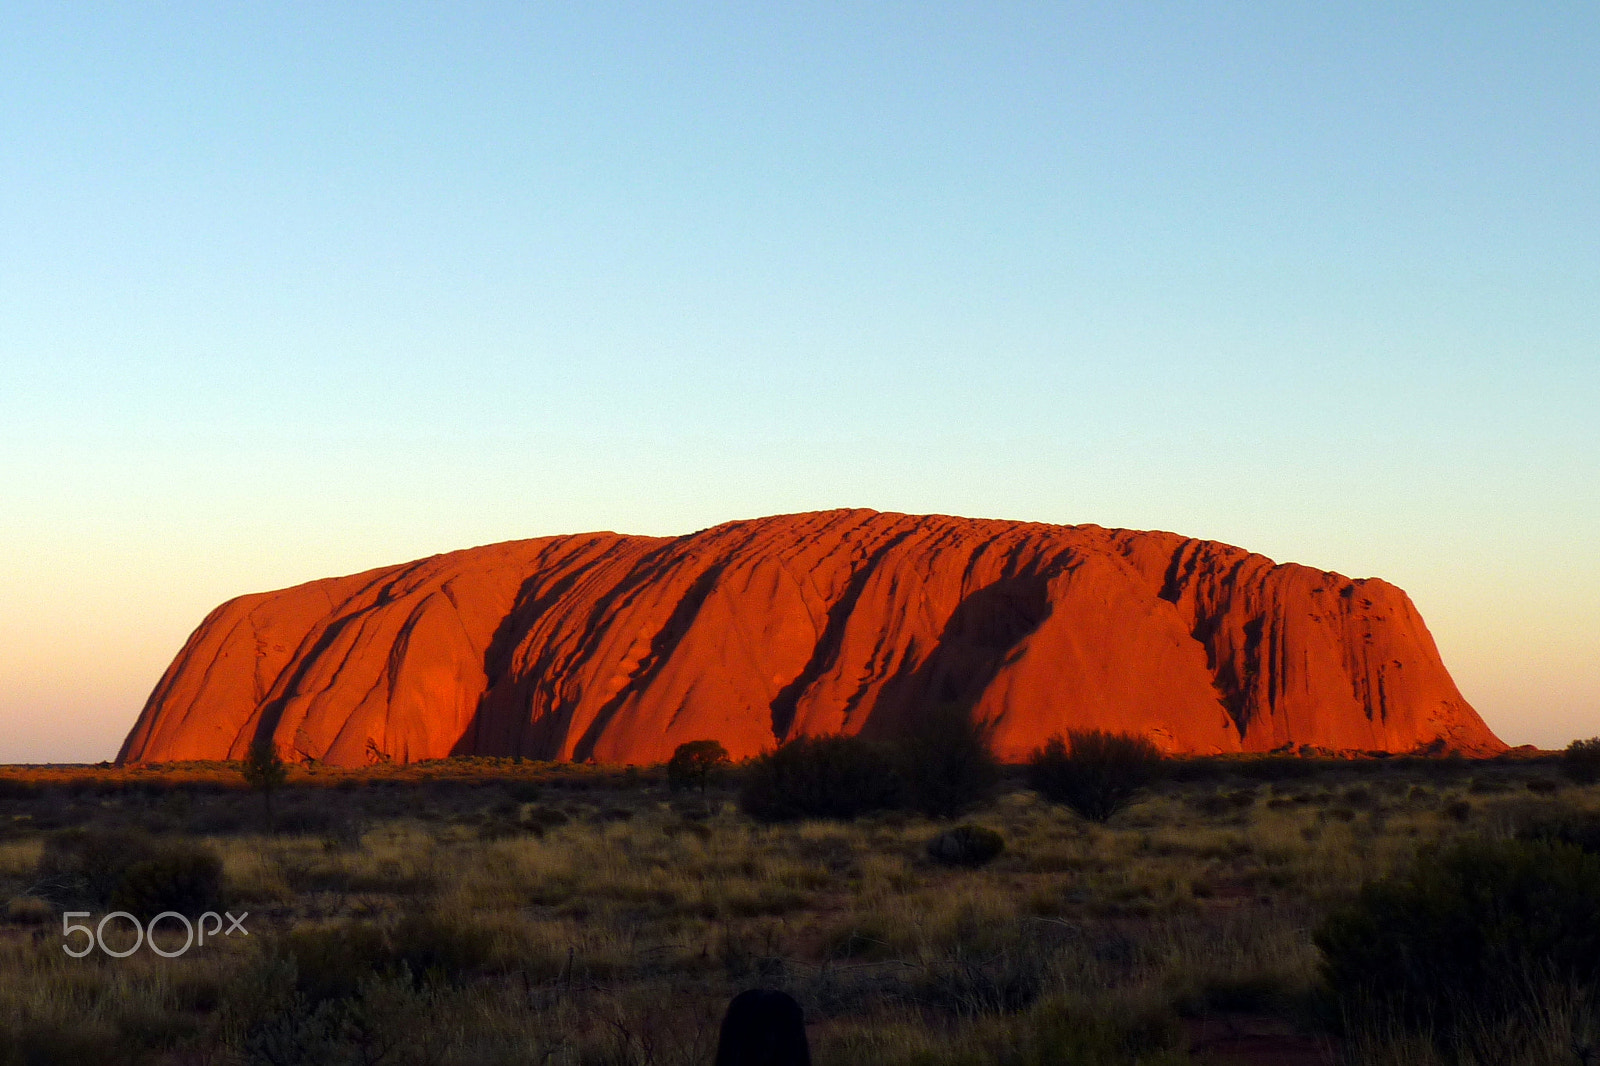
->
[667,739,731,794]
[241,735,288,824]
[1562,736,1600,785]
[1027,730,1162,822]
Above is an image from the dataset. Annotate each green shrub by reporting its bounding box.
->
[739,734,904,822]
[1563,737,1600,785]
[1027,731,1162,823]
[1315,837,1600,1033]
[926,825,1006,868]
[895,702,1001,819]
[666,739,730,793]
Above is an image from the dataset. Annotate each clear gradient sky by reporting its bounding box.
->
[2,3,1596,762]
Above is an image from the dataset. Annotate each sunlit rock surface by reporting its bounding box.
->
[118,510,1504,766]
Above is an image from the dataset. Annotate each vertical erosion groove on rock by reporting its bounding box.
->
[117,509,1504,766]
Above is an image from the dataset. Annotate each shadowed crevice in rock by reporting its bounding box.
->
[239,610,366,758]
[860,570,1053,740]
[570,559,728,763]
[453,536,646,757]
[767,528,918,744]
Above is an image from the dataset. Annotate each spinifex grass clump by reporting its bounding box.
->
[1026,730,1163,822]
[1316,837,1600,1039]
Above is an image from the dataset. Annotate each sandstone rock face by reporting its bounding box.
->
[117,510,1504,766]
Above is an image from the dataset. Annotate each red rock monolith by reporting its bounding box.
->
[117,510,1504,766]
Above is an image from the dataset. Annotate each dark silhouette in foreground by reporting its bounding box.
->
[715,989,810,1066]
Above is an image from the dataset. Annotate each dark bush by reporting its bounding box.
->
[36,830,223,915]
[475,814,523,841]
[739,735,904,823]
[1315,837,1600,1033]
[667,740,731,793]
[1027,731,1163,823]
[926,825,1006,868]
[894,703,1001,819]
[283,922,392,1004]
[109,844,224,917]
[389,910,498,984]
[282,911,498,1005]
[1516,810,1600,855]
[240,736,289,821]
[1340,786,1374,809]
[35,829,159,908]
[1190,788,1256,817]
[524,805,570,831]
[1189,792,1233,817]
[1563,737,1600,785]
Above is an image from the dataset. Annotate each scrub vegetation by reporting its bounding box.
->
[1,741,1598,1066]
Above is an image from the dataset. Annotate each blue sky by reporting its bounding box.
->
[2,3,1596,761]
